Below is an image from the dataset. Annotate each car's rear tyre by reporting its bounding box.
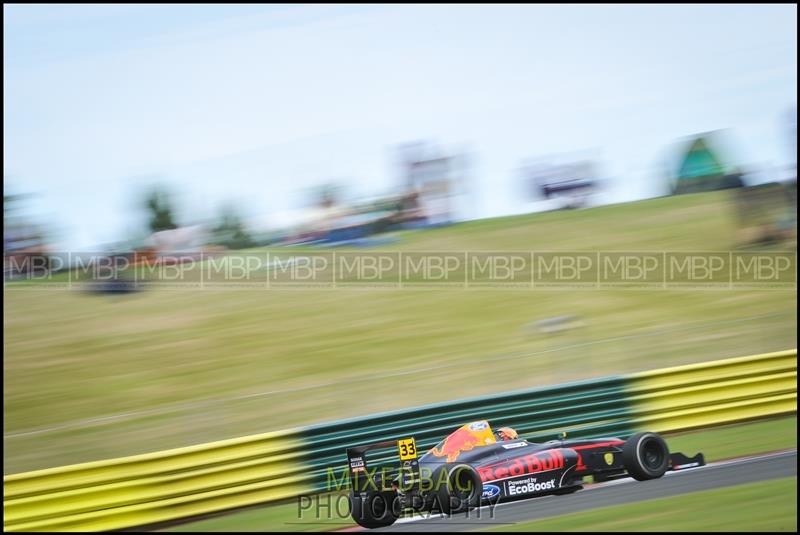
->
[350,476,400,529]
[622,432,670,481]
[435,464,483,515]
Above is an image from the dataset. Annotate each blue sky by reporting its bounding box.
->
[4,4,797,249]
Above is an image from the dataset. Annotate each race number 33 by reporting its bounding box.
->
[397,438,417,460]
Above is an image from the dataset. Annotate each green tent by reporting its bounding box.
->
[673,136,742,194]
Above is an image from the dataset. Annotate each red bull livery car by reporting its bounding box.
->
[346,420,704,529]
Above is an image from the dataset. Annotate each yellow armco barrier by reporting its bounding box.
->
[627,349,797,433]
[3,429,310,532]
[3,349,796,531]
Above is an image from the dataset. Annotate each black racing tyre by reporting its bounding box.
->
[622,432,670,481]
[435,464,483,515]
[350,477,400,529]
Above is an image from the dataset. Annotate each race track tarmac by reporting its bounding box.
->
[370,450,797,532]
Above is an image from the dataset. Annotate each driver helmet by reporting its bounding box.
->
[496,427,518,441]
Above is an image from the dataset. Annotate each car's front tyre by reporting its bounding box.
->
[622,431,670,481]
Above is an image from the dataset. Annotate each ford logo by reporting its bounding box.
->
[481,484,501,499]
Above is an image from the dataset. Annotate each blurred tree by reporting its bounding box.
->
[211,204,254,250]
[145,188,178,233]
[315,182,344,209]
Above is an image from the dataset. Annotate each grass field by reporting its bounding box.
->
[167,416,797,532]
[4,190,797,473]
[494,477,797,532]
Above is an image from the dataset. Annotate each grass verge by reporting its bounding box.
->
[493,477,797,532]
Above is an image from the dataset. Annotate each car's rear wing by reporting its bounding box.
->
[347,437,420,492]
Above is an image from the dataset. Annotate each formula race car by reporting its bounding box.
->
[346,420,705,528]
